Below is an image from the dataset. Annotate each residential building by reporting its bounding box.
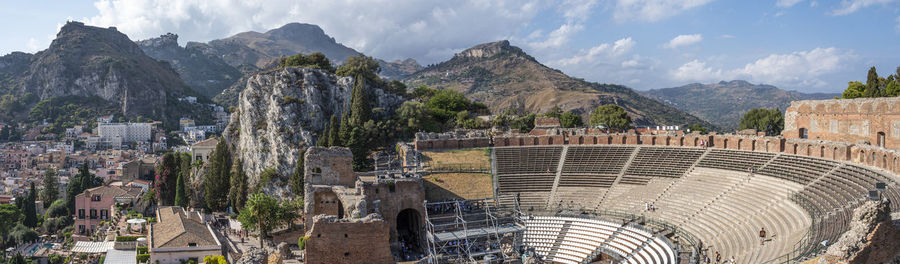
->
[190,138,218,164]
[149,207,222,264]
[98,123,152,143]
[73,185,143,240]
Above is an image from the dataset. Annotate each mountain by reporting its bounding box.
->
[642,80,840,130]
[6,21,202,121]
[403,40,713,127]
[378,58,424,80]
[136,33,242,98]
[198,23,361,68]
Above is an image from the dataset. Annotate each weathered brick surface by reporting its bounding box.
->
[784,98,900,150]
[305,214,393,264]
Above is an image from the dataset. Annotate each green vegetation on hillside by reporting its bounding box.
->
[841,66,900,99]
[739,108,784,136]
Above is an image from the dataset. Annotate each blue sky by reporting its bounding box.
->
[1,0,898,93]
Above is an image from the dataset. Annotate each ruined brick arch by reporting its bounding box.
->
[548,137,554,145]
[577,136,583,144]
[621,136,627,144]
[805,145,811,156]
[592,137,598,144]
[679,137,685,146]
[516,138,522,145]
[651,137,657,145]
[396,208,422,249]
[832,147,839,160]
[737,139,743,150]
[693,138,699,146]
[608,137,613,144]
[819,146,826,158]
[859,150,866,164]
[792,144,798,154]
[723,139,729,149]
[750,140,756,151]
[533,138,539,145]
[882,154,888,170]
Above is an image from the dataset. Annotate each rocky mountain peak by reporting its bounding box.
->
[458,40,523,58]
[136,33,180,49]
[268,23,332,42]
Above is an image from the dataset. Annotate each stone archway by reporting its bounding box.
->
[397,208,421,250]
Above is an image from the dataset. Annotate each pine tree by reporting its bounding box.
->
[338,111,350,146]
[66,163,91,214]
[204,140,231,211]
[229,160,248,211]
[41,169,59,208]
[349,75,371,127]
[328,115,340,146]
[317,123,330,147]
[290,149,306,196]
[174,171,188,207]
[23,182,37,228]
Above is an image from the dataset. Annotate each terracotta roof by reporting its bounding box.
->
[75,185,143,199]
[152,207,219,249]
[191,138,218,148]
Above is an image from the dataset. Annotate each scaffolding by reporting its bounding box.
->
[425,195,526,264]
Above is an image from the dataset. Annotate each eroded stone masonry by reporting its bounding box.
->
[783,97,900,150]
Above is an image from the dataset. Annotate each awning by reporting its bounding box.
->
[70,242,115,253]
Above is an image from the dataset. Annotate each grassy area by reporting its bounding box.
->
[423,173,493,201]
[421,148,490,170]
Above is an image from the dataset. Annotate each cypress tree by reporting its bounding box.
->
[338,111,350,146]
[328,115,340,146]
[290,149,306,196]
[23,182,37,228]
[174,171,188,207]
[66,163,90,214]
[204,140,231,211]
[318,123,330,147]
[41,169,59,208]
[348,127,368,171]
[349,75,371,127]
[865,66,881,97]
[228,160,248,211]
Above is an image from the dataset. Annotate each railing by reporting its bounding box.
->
[424,163,491,174]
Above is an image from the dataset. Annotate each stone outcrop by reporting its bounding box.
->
[819,199,900,264]
[236,246,267,264]
[223,67,402,198]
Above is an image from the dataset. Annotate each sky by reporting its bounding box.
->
[1,0,899,93]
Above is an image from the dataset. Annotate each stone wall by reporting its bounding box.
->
[304,214,393,264]
[783,97,900,150]
[360,178,427,246]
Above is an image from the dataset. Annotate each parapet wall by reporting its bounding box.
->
[413,130,900,175]
[305,214,392,264]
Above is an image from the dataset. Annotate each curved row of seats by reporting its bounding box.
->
[524,216,675,264]
[495,146,900,263]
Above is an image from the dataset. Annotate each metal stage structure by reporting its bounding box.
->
[424,195,526,264]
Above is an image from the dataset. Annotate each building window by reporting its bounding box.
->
[188,243,197,247]
[92,195,102,202]
[78,209,85,219]
[90,209,97,219]
[100,209,108,220]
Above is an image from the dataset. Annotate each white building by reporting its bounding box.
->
[98,123,152,143]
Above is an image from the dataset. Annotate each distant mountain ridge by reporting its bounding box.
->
[642,80,839,130]
[136,33,243,98]
[403,40,714,128]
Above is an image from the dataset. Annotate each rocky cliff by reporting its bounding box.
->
[11,21,197,120]
[403,40,713,128]
[224,67,403,197]
[136,33,242,98]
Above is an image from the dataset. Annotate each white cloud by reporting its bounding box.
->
[613,0,714,22]
[810,1,819,7]
[552,37,636,66]
[527,0,599,50]
[664,34,702,49]
[720,34,736,39]
[669,47,856,88]
[26,38,41,53]
[831,0,896,16]
[84,0,542,63]
[776,0,804,8]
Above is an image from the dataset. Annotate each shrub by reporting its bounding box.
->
[136,246,148,254]
[298,236,309,250]
[203,255,226,264]
[136,253,150,263]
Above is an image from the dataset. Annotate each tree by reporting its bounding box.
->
[204,140,231,211]
[174,171,188,208]
[426,89,471,123]
[396,101,437,137]
[349,75,372,127]
[338,111,350,146]
[0,204,21,239]
[686,124,709,134]
[864,66,882,97]
[45,200,67,219]
[154,153,181,206]
[279,52,334,73]
[739,108,785,136]
[558,111,583,128]
[67,163,97,214]
[41,169,59,208]
[228,161,248,211]
[238,193,282,248]
[348,127,368,171]
[203,255,227,264]
[23,183,37,228]
[842,81,866,99]
[327,115,340,146]
[317,124,330,147]
[290,149,305,196]
[590,104,632,130]
[335,55,380,82]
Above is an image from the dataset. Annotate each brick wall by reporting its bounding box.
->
[305,214,392,264]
